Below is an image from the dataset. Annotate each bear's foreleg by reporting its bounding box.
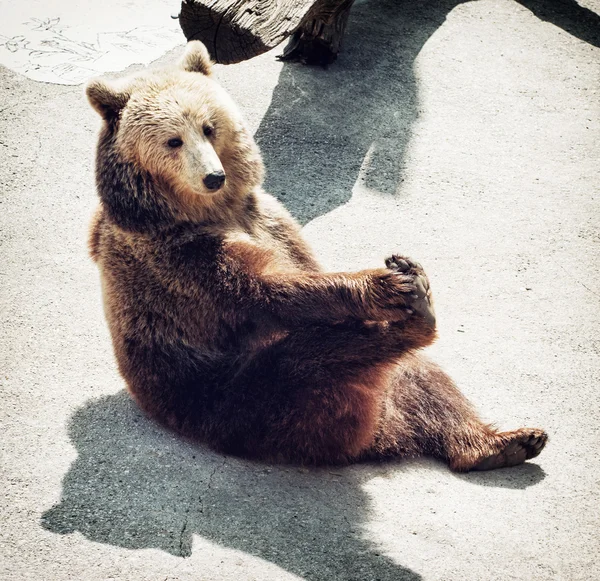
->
[213,239,420,323]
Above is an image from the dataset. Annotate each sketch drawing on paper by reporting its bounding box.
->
[0,10,182,85]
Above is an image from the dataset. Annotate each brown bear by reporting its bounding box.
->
[86,41,547,470]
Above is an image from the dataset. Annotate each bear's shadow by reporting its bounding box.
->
[42,392,545,579]
[42,392,420,578]
[254,0,600,225]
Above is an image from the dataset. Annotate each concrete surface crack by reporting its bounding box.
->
[207,457,226,491]
[580,281,600,300]
[178,515,189,557]
[564,267,600,300]
[196,457,226,521]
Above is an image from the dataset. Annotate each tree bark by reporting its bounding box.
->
[179,0,356,65]
[279,0,355,65]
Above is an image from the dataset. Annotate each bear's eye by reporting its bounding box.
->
[167,138,183,148]
[203,125,214,137]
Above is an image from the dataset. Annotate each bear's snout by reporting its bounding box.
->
[203,171,226,191]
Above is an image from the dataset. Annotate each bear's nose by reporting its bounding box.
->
[203,171,225,191]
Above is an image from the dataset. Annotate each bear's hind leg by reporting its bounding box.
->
[367,353,548,471]
[209,318,436,464]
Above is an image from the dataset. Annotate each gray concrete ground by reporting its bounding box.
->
[1,0,599,579]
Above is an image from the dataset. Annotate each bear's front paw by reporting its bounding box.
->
[382,255,435,327]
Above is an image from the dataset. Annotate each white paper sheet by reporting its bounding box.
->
[0,0,183,85]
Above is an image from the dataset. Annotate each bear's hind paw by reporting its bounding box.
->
[469,428,548,471]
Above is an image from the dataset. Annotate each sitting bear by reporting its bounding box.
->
[86,41,546,470]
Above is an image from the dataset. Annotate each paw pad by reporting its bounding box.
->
[384,255,434,326]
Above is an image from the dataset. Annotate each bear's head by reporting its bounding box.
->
[86,41,264,231]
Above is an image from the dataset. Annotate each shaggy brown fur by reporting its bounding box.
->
[87,41,547,470]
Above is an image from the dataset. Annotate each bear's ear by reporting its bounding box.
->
[179,41,213,76]
[86,78,131,120]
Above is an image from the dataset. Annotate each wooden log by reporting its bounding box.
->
[179,0,356,65]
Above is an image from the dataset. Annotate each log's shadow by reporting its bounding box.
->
[254,0,450,225]
[255,0,600,225]
[41,392,421,579]
[515,0,600,48]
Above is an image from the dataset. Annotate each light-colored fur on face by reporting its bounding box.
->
[118,76,235,195]
[86,41,264,223]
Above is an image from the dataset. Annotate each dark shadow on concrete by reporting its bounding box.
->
[254,0,600,225]
[41,392,421,579]
[254,0,468,225]
[457,462,546,489]
[516,0,600,48]
[395,457,546,490]
[41,392,546,575]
